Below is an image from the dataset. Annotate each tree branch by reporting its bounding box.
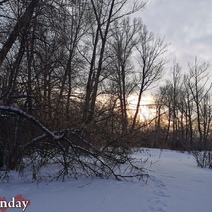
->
[0,106,62,140]
[0,0,40,67]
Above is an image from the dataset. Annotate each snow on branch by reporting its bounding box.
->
[0,106,63,140]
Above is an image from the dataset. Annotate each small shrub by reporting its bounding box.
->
[192,151,212,169]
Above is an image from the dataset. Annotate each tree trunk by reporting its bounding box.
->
[0,0,40,67]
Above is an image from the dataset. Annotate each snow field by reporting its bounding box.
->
[0,148,211,212]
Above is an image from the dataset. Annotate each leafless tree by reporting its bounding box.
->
[107,17,140,132]
[82,0,146,124]
[187,59,212,149]
[0,0,40,68]
[155,63,185,148]
[131,25,167,129]
[154,59,212,151]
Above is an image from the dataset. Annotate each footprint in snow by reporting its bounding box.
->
[145,176,169,212]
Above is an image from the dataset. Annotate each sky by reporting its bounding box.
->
[139,0,212,70]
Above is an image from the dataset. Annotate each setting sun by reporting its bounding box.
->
[127,94,156,121]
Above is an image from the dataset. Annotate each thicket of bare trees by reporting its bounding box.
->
[1,1,211,180]
[153,60,212,149]
[153,60,212,168]
[1,0,168,181]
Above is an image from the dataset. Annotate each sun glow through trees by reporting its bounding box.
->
[128,94,156,122]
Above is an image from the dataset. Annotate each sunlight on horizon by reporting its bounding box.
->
[127,94,156,121]
[97,93,157,122]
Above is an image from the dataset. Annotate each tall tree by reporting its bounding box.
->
[187,59,212,149]
[82,0,146,123]
[108,17,140,132]
[0,0,40,67]
[132,25,167,129]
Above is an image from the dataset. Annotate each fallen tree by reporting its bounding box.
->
[0,106,149,182]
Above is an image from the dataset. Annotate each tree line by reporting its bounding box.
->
[153,60,212,151]
[0,0,166,141]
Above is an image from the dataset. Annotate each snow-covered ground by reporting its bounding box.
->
[1,149,212,212]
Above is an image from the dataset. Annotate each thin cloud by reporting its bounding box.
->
[141,0,212,66]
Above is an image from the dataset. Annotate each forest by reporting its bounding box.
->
[0,0,211,181]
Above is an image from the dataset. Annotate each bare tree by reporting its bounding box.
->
[0,0,40,67]
[82,0,146,124]
[108,17,140,132]
[132,25,167,129]
[154,59,212,151]
[187,59,212,149]
[155,63,185,148]
[183,74,195,148]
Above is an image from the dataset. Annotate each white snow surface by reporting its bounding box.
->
[1,148,212,212]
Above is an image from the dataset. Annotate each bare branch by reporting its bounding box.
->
[0,106,63,140]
